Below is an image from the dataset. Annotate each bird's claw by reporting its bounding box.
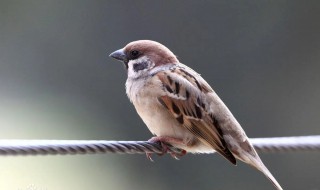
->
[146,141,169,161]
[146,152,154,162]
[170,149,187,160]
[146,137,187,161]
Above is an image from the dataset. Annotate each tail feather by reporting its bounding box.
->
[247,157,283,190]
[230,137,283,189]
[257,163,283,190]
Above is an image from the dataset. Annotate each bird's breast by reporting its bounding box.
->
[125,77,194,140]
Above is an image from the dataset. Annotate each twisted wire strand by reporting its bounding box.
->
[250,135,320,153]
[0,136,319,156]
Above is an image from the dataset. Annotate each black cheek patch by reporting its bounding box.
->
[133,62,148,72]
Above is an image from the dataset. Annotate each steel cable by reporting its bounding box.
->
[0,136,319,156]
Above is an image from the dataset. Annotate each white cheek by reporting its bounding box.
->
[127,56,154,78]
[127,61,135,78]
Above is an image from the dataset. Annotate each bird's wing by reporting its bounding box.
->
[155,64,236,165]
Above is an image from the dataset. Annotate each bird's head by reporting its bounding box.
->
[109,40,179,78]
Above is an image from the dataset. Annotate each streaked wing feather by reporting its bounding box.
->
[157,66,236,165]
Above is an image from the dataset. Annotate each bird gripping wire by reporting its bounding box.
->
[0,136,319,156]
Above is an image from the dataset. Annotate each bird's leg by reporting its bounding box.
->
[146,136,187,161]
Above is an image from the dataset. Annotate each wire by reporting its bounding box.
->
[251,135,320,152]
[0,136,319,156]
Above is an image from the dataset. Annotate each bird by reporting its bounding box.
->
[109,40,283,190]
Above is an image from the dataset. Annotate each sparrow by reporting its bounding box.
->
[109,40,283,190]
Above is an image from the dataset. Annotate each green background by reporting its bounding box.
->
[0,1,319,189]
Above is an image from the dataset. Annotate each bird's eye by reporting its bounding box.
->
[130,50,139,58]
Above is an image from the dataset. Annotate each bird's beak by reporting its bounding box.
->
[109,48,128,63]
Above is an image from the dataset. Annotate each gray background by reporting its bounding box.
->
[1,1,320,190]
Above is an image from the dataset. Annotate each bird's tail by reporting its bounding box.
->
[247,156,283,190]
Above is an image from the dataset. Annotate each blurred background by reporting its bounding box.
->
[0,1,319,189]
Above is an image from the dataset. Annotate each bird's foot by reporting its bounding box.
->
[146,136,187,161]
